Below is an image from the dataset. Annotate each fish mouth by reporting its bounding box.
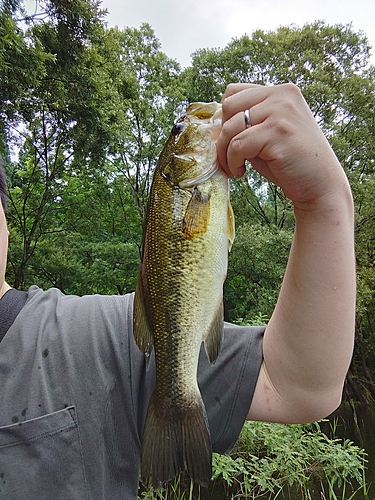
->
[187,102,222,122]
[187,104,222,141]
[177,105,222,190]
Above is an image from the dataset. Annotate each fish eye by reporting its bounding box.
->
[171,122,184,136]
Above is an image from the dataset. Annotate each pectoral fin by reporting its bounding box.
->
[133,271,154,359]
[203,301,224,365]
[182,188,210,240]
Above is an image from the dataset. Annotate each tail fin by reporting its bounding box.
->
[141,391,212,488]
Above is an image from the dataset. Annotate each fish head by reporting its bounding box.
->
[158,102,222,189]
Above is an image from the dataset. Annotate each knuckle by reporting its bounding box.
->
[281,82,301,96]
[280,83,303,110]
[270,115,292,136]
[229,135,245,155]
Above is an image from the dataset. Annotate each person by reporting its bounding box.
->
[0,83,356,499]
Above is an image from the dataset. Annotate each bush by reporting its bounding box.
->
[138,420,367,499]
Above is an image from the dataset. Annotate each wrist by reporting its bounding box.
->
[293,173,354,225]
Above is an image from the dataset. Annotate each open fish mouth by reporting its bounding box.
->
[176,104,222,190]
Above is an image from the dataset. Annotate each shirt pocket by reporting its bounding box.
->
[0,406,88,500]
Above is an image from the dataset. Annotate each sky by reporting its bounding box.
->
[101,0,375,67]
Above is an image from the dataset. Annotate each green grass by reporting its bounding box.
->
[138,420,368,500]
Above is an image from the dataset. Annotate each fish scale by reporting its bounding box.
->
[133,101,235,488]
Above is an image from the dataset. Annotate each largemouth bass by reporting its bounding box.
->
[133,101,235,488]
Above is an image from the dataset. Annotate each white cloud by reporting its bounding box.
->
[103,0,233,66]
[103,0,375,67]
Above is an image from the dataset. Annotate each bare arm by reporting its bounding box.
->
[0,203,11,299]
[250,183,355,423]
[217,83,356,423]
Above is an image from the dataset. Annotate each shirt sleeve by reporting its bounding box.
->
[198,322,264,455]
[0,289,28,342]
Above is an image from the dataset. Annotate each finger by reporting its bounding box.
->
[224,129,255,177]
[221,83,264,101]
[225,123,276,179]
[217,102,266,176]
[221,85,268,124]
[216,111,249,176]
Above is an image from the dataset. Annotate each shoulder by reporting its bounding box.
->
[25,286,134,323]
[12,287,136,361]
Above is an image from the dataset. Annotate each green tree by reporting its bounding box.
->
[183,22,368,242]
[4,11,375,401]
[225,223,292,324]
[3,0,129,289]
[3,5,186,294]
[106,23,185,223]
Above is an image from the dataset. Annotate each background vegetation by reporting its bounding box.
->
[2,1,375,497]
[138,420,367,499]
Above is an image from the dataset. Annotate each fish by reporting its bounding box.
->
[133,101,235,488]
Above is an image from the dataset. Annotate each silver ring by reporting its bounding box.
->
[244,109,251,129]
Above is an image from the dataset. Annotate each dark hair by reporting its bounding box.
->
[0,157,8,212]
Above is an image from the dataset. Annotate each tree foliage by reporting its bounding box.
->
[2,1,184,292]
[2,2,375,399]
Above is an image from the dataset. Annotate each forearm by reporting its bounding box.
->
[260,176,356,422]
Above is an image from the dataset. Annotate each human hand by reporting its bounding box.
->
[216,83,347,209]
